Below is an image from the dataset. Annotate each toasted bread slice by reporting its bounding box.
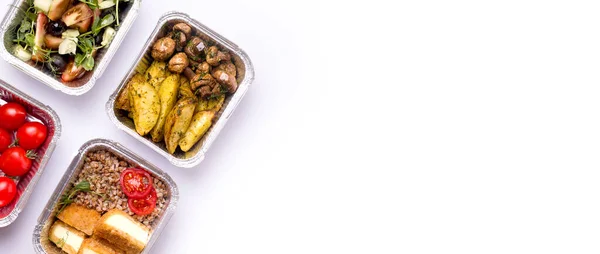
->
[49,220,86,254]
[93,209,150,253]
[77,237,125,254]
[57,204,102,235]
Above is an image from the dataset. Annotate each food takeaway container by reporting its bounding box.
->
[106,11,255,168]
[32,138,179,253]
[0,0,141,95]
[0,79,61,227]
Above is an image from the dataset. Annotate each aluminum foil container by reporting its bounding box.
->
[32,138,179,254]
[0,0,141,95]
[0,79,61,227]
[106,11,255,168]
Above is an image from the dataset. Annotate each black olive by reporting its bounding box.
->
[47,54,67,73]
[95,33,103,45]
[46,21,67,37]
[100,8,113,18]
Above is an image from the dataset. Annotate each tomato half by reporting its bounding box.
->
[61,61,86,82]
[0,103,27,130]
[0,177,16,207]
[0,147,34,177]
[120,168,153,199]
[16,122,47,150]
[128,187,157,216]
[0,128,12,153]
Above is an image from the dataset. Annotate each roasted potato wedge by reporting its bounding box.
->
[178,76,194,99]
[130,80,160,136]
[164,97,197,154]
[150,74,181,142]
[179,96,224,152]
[179,110,215,152]
[116,74,144,112]
[144,61,168,91]
[196,95,225,113]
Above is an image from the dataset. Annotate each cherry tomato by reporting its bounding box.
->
[16,122,47,150]
[120,168,153,199]
[0,103,27,130]
[0,177,16,207]
[0,147,34,177]
[128,187,157,216]
[0,128,12,153]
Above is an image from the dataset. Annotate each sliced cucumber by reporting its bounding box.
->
[34,0,52,13]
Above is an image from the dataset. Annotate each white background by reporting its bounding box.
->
[1,0,600,253]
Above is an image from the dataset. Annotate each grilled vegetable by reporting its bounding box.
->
[61,3,93,33]
[48,0,72,21]
[150,74,180,142]
[61,60,86,81]
[129,80,160,136]
[31,13,48,62]
[164,97,196,154]
[43,34,64,49]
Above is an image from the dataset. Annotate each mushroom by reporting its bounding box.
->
[183,67,220,97]
[214,61,236,77]
[212,69,237,93]
[185,37,205,62]
[205,46,231,66]
[151,37,176,61]
[196,62,212,74]
[188,59,201,70]
[173,23,192,38]
[168,31,187,52]
[168,52,189,73]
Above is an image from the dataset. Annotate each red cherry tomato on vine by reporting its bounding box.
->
[0,103,27,130]
[16,122,47,150]
[0,128,12,153]
[0,177,16,207]
[0,147,34,177]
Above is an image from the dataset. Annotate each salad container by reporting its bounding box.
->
[0,0,141,96]
[32,138,179,253]
[106,11,255,168]
[0,79,61,227]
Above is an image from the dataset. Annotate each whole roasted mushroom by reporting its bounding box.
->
[173,23,192,37]
[211,62,237,93]
[151,37,176,61]
[168,52,189,73]
[205,46,231,66]
[212,69,237,93]
[196,62,212,74]
[169,31,186,52]
[183,67,219,98]
[185,37,205,62]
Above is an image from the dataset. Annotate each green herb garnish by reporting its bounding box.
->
[56,180,104,213]
[56,231,69,248]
